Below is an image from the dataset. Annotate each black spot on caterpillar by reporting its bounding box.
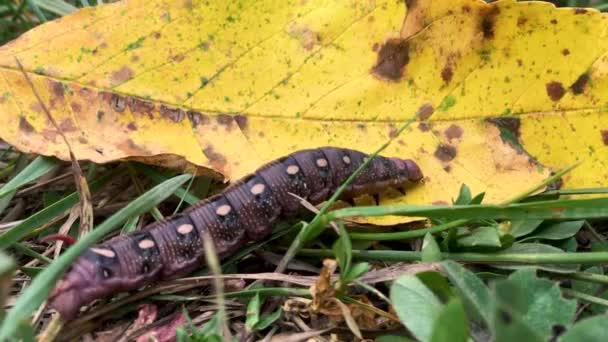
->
[49,146,423,320]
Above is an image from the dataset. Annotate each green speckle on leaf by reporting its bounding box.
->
[33,67,45,75]
[80,47,92,54]
[126,37,146,51]
[224,96,231,102]
[438,95,456,112]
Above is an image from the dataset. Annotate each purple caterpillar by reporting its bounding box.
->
[49,147,423,320]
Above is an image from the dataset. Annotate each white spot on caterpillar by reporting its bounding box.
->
[286,165,299,175]
[250,183,265,195]
[216,204,231,216]
[102,269,111,278]
[177,224,194,235]
[138,239,156,249]
[343,155,351,164]
[316,158,328,167]
[91,247,116,258]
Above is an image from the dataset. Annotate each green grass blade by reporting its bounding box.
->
[0,156,58,198]
[0,174,191,340]
[34,0,77,16]
[327,197,608,222]
[298,248,608,265]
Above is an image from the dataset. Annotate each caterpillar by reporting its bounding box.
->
[49,146,423,320]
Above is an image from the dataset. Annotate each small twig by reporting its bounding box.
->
[16,171,76,197]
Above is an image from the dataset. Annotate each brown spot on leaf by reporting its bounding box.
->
[234,115,248,131]
[546,81,565,101]
[97,110,105,121]
[42,129,59,142]
[462,5,471,13]
[153,32,161,39]
[357,123,367,131]
[479,6,500,40]
[172,54,185,62]
[418,104,434,121]
[487,117,521,141]
[78,87,94,99]
[216,114,233,127]
[601,130,608,145]
[78,136,88,144]
[187,111,209,127]
[434,144,457,162]
[570,73,589,95]
[59,119,77,132]
[432,200,449,206]
[118,138,148,155]
[127,122,137,130]
[550,19,558,24]
[109,94,127,112]
[388,125,398,138]
[49,81,64,98]
[516,17,527,27]
[203,145,227,172]
[441,65,453,84]
[29,102,43,114]
[70,102,82,113]
[561,49,570,56]
[287,24,320,51]
[110,66,134,86]
[443,165,451,173]
[19,117,34,133]
[372,43,379,52]
[546,172,563,191]
[444,124,463,141]
[128,97,155,117]
[418,122,431,132]
[372,38,409,81]
[160,105,185,122]
[258,131,265,138]
[517,59,523,67]
[574,8,587,14]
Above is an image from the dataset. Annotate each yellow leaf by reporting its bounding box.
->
[1,0,605,224]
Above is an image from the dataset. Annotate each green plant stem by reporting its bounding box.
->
[561,271,608,286]
[349,219,467,240]
[562,288,608,307]
[540,188,608,196]
[297,248,608,264]
[12,243,51,264]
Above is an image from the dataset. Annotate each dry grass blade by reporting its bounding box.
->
[333,299,362,339]
[201,229,231,339]
[14,58,93,238]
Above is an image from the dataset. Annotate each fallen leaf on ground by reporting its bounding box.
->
[1,0,606,223]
